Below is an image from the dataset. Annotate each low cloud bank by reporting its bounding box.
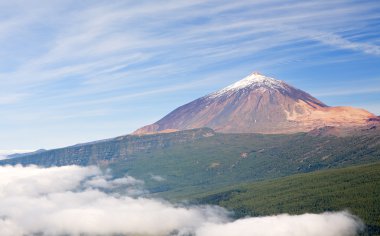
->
[0,165,364,236]
[196,212,363,236]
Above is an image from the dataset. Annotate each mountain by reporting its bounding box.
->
[134,72,376,134]
[7,149,46,159]
[2,127,380,198]
[0,128,215,167]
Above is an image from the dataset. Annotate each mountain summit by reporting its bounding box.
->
[134,72,376,134]
[209,72,293,97]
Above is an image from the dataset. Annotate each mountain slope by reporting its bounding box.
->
[0,128,215,167]
[134,72,376,134]
[121,128,380,199]
[2,128,380,190]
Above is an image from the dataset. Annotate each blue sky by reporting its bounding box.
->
[0,0,380,151]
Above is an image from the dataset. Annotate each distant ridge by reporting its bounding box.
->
[134,72,377,134]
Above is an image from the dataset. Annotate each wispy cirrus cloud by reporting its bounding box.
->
[313,86,380,97]
[0,93,29,105]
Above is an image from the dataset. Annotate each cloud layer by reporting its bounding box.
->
[196,212,363,236]
[0,165,364,236]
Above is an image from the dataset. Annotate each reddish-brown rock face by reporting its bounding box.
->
[134,72,376,134]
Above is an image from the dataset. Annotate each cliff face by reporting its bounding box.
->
[0,128,215,167]
[134,72,376,134]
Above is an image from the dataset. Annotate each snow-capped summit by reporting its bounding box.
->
[209,72,286,98]
[134,72,376,135]
[225,71,284,90]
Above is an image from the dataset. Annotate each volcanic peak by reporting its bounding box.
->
[209,72,286,98]
[133,71,377,135]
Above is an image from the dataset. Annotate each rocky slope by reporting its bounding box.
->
[134,72,376,134]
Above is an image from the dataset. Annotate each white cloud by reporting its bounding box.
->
[85,174,147,196]
[0,165,228,236]
[0,165,364,236]
[196,212,364,236]
[312,86,380,97]
[0,93,29,105]
[150,174,166,182]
